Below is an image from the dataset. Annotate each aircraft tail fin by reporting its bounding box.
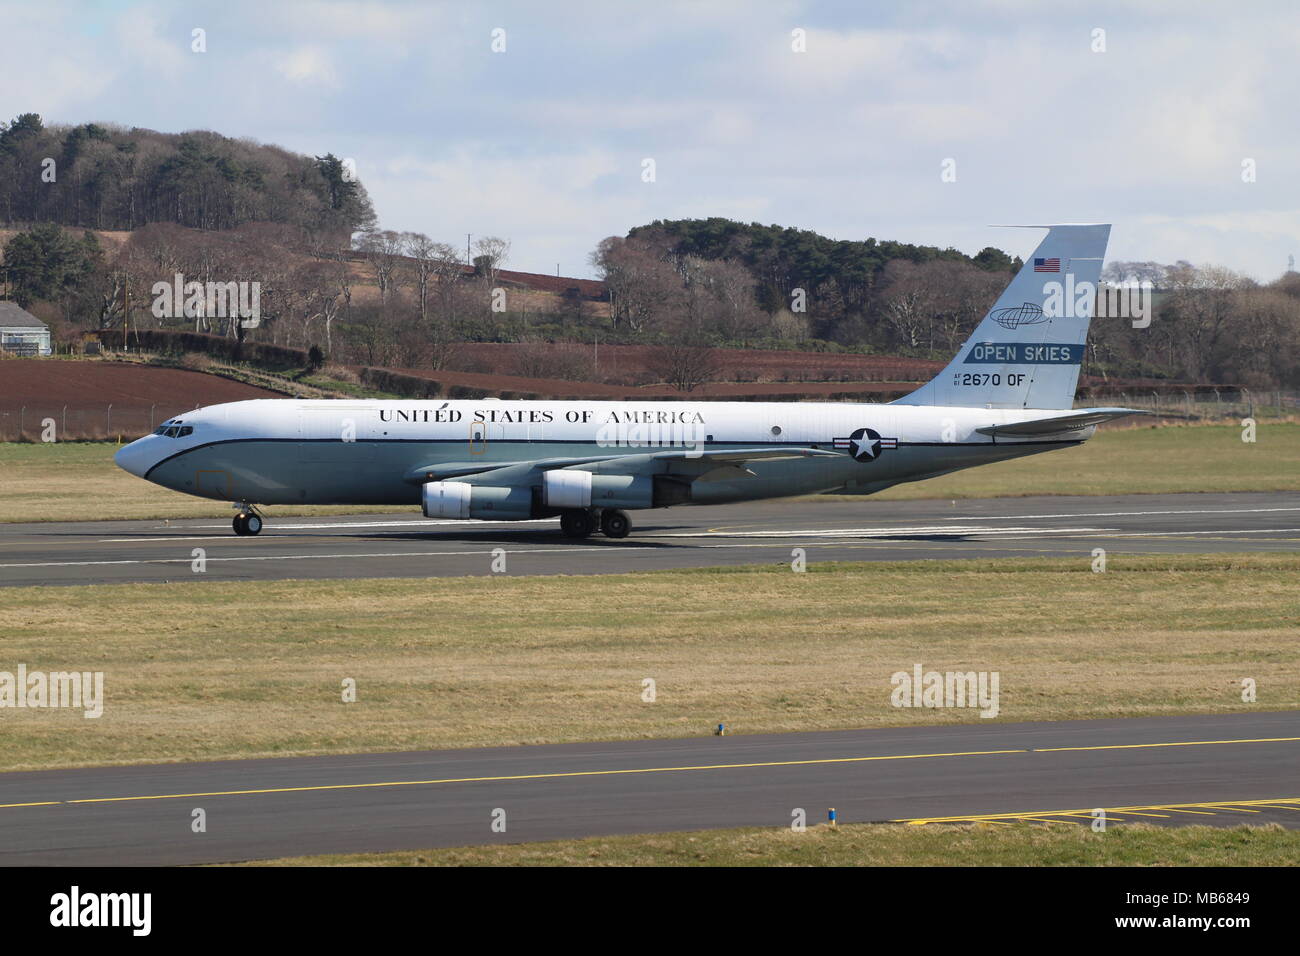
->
[894,223,1111,410]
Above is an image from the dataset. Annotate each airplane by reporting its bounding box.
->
[115,223,1144,539]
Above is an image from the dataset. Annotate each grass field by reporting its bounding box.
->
[1,422,1295,523]
[238,822,1300,867]
[866,421,1299,499]
[0,441,410,523]
[2,554,1296,773]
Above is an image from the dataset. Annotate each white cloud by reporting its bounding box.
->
[273,46,340,88]
[0,0,1296,279]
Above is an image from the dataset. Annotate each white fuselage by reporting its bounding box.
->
[115,398,1091,510]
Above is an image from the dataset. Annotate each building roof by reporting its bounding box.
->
[0,301,47,328]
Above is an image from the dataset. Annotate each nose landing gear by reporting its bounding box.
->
[233,505,263,536]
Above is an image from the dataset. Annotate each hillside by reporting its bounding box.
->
[0,113,373,237]
[1,112,1294,390]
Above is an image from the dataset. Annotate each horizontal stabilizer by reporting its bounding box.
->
[975,407,1148,437]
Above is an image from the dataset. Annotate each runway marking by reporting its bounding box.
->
[1035,737,1300,753]
[930,507,1300,521]
[96,518,560,540]
[0,533,1279,572]
[1088,528,1300,538]
[0,547,641,569]
[58,748,1027,804]
[666,526,1114,539]
[5,736,1293,810]
[900,796,1300,825]
[99,525,1108,544]
[0,536,1129,570]
[98,536,261,543]
[192,518,557,532]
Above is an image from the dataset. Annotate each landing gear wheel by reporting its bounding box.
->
[233,512,263,536]
[559,510,595,539]
[600,509,632,539]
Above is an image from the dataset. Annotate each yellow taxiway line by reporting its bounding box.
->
[900,796,1300,825]
[0,734,1294,811]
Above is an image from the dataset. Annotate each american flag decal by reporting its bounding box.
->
[1034,257,1060,273]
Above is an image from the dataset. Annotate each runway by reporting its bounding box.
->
[0,712,1296,865]
[1,492,1297,587]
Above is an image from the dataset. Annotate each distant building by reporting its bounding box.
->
[0,301,52,355]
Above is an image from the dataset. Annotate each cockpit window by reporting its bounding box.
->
[152,425,194,438]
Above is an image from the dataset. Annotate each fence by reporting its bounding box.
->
[0,403,203,442]
[1084,388,1297,422]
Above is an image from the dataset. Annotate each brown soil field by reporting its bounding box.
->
[0,359,284,440]
[452,342,944,386]
[386,365,916,402]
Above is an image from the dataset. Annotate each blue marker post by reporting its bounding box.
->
[828,808,837,829]
[715,723,726,736]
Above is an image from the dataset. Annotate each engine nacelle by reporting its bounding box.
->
[542,471,655,510]
[422,481,533,520]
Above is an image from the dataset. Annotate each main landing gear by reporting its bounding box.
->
[232,504,264,536]
[559,509,632,540]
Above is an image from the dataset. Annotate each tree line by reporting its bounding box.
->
[2,140,1296,390]
[0,113,374,240]
[590,223,1300,388]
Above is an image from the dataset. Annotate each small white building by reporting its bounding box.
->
[0,301,51,356]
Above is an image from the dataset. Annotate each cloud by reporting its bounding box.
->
[272,46,340,88]
[0,0,1296,279]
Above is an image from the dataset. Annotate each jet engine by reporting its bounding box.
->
[542,470,658,510]
[422,480,533,520]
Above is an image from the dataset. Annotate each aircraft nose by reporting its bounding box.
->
[114,437,157,478]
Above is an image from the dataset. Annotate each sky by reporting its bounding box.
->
[2,0,1297,280]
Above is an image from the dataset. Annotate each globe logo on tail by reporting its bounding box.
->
[992,302,1048,330]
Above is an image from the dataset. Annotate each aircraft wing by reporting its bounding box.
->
[404,457,615,484]
[404,447,838,485]
[975,407,1148,437]
[639,446,840,463]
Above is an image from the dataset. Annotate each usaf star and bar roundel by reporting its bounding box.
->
[833,427,899,462]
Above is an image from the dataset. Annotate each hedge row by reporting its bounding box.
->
[94,329,311,368]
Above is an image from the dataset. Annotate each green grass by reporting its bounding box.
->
[0,441,410,522]
[236,822,1300,867]
[2,422,1294,523]
[864,422,1300,500]
[2,554,1296,772]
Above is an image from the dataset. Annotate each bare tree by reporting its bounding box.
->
[647,341,721,392]
[590,236,684,334]
[879,260,936,351]
[402,232,439,323]
[356,229,406,306]
[472,236,510,288]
